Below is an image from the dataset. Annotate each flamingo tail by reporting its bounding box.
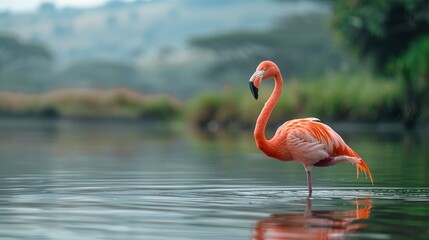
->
[356,158,374,185]
[336,144,374,185]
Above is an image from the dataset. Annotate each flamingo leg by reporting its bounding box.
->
[306,170,312,197]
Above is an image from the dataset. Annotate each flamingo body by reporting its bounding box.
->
[249,61,373,196]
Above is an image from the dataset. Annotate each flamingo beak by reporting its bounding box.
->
[249,70,264,100]
[249,82,258,99]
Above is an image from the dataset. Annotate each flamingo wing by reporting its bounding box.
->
[282,118,373,183]
[284,119,331,168]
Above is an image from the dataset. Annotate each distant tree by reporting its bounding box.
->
[331,0,429,128]
[390,36,429,128]
[0,34,53,91]
[59,60,142,89]
[189,13,349,80]
[0,34,52,71]
[331,0,429,72]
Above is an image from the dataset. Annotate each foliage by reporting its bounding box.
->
[58,60,143,89]
[0,34,52,70]
[0,34,53,92]
[390,36,429,127]
[331,0,429,128]
[331,0,429,73]
[186,73,404,131]
[299,73,402,121]
[140,97,180,120]
[186,93,227,129]
[0,88,180,121]
[0,35,210,99]
[0,72,411,129]
[189,13,352,80]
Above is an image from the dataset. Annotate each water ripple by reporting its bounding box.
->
[1,173,429,239]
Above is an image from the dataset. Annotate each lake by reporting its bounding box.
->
[0,119,428,239]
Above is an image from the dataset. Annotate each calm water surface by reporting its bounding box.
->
[0,119,428,239]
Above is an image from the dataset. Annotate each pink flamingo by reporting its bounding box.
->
[249,61,373,196]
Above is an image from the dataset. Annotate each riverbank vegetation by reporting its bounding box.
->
[0,71,417,131]
[187,72,404,131]
[0,88,180,121]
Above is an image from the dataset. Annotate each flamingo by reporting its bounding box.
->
[248,60,373,196]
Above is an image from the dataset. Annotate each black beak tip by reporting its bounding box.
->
[249,82,259,100]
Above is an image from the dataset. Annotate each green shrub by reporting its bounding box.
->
[0,88,180,121]
[187,73,405,130]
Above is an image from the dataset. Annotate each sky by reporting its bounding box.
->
[0,0,108,12]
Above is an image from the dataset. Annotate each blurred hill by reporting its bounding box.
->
[0,0,340,98]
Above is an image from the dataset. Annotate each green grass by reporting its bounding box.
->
[299,72,402,121]
[186,72,405,130]
[0,73,416,128]
[0,88,180,120]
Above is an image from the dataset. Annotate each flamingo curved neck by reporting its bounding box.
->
[254,72,283,155]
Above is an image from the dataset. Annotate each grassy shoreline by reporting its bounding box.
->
[187,73,407,130]
[0,88,180,121]
[0,74,426,130]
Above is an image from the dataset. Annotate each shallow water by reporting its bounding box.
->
[0,120,428,239]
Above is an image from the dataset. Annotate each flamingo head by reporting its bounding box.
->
[249,61,279,100]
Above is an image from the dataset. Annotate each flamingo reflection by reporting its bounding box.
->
[253,198,372,240]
